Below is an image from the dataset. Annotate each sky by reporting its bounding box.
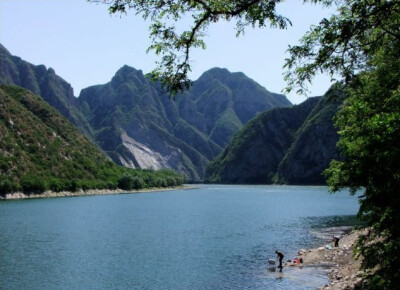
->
[0,0,337,104]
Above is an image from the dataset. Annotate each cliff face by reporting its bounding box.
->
[78,66,291,180]
[205,90,343,185]
[0,44,93,137]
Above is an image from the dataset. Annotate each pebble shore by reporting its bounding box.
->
[295,230,366,289]
[0,185,194,200]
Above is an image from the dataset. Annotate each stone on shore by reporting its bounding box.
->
[296,230,367,290]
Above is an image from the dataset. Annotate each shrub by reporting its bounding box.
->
[66,179,78,192]
[20,175,46,194]
[118,176,133,190]
[132,176,145,190]
[49,178,63,192]
[105,180,117,190]
[79,180,93,191]
[0,178,18,195]
[166,176,177,187]
[154,177,163,188]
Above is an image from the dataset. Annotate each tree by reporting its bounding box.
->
[94,0,400,287]
[284,0,400,95]
[324,52,400,288]
[90,0,295,95]
[284,1,400,288]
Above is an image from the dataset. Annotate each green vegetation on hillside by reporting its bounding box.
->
[277,89,343,184]
[205,94,340,185]
[0,85,183,196]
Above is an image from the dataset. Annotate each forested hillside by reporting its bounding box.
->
[205,89,343,184]
[0,85,182,195]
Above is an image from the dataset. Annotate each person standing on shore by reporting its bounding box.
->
[333,235,341,247]
[275,250,284,270]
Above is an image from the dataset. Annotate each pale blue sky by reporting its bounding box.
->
[1,0,337,104]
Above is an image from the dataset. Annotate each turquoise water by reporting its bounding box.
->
[0,185,360,289]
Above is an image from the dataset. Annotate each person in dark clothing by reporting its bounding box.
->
[275,251,284,270]
[333,235,340,247]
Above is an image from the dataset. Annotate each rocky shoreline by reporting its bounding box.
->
[0,185,195,200]
[294,229,366,289]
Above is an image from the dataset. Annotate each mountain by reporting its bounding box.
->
[277,90,344,184]
[0,44,93,137]
[205,89,343,184]
[0,85,182,195]
[78,66,292,180]
[0,45,292,181]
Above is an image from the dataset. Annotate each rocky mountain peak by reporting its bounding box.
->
[111,65,145,87]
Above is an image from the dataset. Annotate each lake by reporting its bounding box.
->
[0,185,360,289]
